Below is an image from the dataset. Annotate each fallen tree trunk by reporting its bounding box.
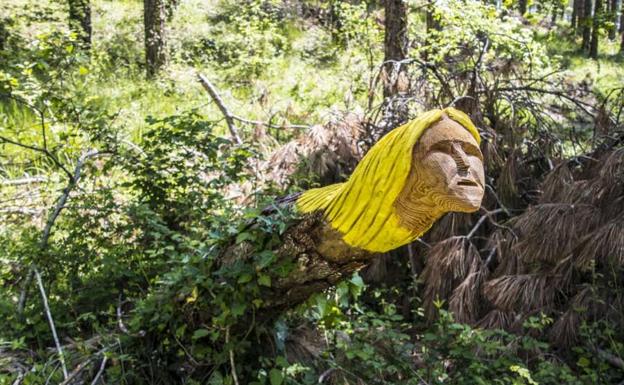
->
[224,205,374,314]
[76,107,488,385]
[210,108,485,323]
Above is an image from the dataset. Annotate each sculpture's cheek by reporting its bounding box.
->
[420,152,456,195]
[469,156,485,187]
[419,152,484,212]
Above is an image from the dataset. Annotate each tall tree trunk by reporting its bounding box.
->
[551,2,559,25]
[582,0,593,52]
[572,0,581,30]
[608,0,618,39]
[590,0,602,58]
[144,0,167,77]
[620,1,624,32]
[518,0,528,15]
[383,0,408,99]
[620,13,624,51]
[68,0,91,49]
[575,0,586,33]
[0,19,6,52]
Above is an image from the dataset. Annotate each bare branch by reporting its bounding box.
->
[196,73,243,144]
[40,149,99,249]
[59,357,93,385]
[196,73,309,141]
[34,267,68,380]
[0,135,73,181]
[18,150,101,314]
[90,356,108,385]
[225,327,240,385]
[0,176,47,186]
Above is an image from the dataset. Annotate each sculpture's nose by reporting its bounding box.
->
[451,143,470,176]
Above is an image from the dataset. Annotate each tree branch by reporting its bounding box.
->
[196,73,243,144]
[34,267,68,380]
[196,73,309,141]
[18,150,100,314]
[0,135,73,182]
[0,176,47,186]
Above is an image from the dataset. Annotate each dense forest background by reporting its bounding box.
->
[1,0,624,384]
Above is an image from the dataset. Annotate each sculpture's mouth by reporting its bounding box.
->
[456,179,480,187]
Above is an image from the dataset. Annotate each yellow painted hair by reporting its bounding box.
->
[296,107,480,253]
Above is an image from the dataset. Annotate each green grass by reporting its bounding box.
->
[83,0,382,143]
[537,24,624,95]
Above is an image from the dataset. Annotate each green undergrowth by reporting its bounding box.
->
[1,0,623,384]
[537,24,624,95]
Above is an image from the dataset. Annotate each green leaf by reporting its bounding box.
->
[269,369,283,385]
[236,232,254,244]
[258,274,271,287]
[208,371,224,385]
[275,356,288,367]
[256,250,276,269]
[192,329,210,340]
[238,273,253,284]
[231,302,247,316]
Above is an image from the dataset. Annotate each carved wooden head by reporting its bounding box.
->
[297,108,483,253]
[395,115,485,230]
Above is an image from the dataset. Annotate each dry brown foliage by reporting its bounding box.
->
[261,112,364,188]
[419,143,624,349]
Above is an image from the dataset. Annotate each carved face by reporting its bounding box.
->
[415,117,485,212]
[395,116,485,229]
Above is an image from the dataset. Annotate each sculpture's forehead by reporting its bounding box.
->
[418,116,479,151]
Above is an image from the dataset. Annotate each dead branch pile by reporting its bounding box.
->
[420,145,624,348]
[259,111,365,189]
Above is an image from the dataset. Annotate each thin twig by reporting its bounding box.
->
[11,370,24,385]
[18,150,100,314]
[34,267,68,380]
[0,135,73,181]
[196,74,242,144]
[0,176,48,186]
[90,356,108,385]
[467,208,505,239]
[197,73,309,141]
[225,327,240,385]
[59,358,93,385]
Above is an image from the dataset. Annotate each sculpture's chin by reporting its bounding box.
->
[443,187,484,213]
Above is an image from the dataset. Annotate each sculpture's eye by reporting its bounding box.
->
[461,142,483,160]
[429,141,452,154]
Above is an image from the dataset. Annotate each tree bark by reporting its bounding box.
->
[68,0,91,49]
[220,207,375,316]
[572,0,581,30]
[621,19,624,52]
[582,0,593,53]
[383,0,409,99]
[608,0,618,39]
[144,0,167,77]
[263,212,373,312]
[518,0,528,15]
[0,19,6,52]
[551,2,559,25]
[620,1,624,32]
[590,0,602,58]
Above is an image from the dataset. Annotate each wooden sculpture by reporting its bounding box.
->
[229,107,485,311]
[296,107,484,253]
